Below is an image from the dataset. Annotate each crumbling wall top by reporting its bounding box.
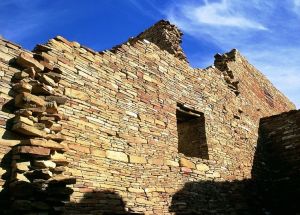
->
[137,20,187,62]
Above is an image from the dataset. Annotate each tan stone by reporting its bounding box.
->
[213,172,221,178]
[64,88,89,101]
[90,148,106,157]
[12,122,45,137]
[39,74,57,87]
[13,116,34,126]
[23,67,36,78]
[23,137,65,152]
[45,96,68,105]
[196,163,210,172]
[15,92,46,108]
[128,187,144,193]
[14,146,50,156]
[32,160,56,169]
[0,139,21,147]
[165,160,179,167]
[12,161,30,172]
[106,150,128,162]
[12,81,32,93]
[13,71,29,80]
[148,158,164,166]
[15,173,30,182]
[179,158,195,169]
[51,151,69,166]
[45,101,58,114]
[129,155,147,164]
[68,143,90,153]
[46,133,65,142]
[32,83,55,95]
[16,52,44,72]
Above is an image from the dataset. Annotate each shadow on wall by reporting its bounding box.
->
[169,116,300,215]
[169,180,262,215]
[64,190,144,215]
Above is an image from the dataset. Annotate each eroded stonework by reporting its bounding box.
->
[0,20,298,214]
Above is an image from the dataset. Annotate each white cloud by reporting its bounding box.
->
[293,0,300,15]
[166,0,271,50]
[163,0,300,107]
[179,0,267,30]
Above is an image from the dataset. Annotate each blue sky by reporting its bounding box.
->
[0,0,299,107]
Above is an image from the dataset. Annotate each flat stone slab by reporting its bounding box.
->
[16,52,44,72]
[13,145,51,156]
[12,122,45,137]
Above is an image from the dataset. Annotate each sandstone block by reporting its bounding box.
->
[50,123,62,132]
[12,122,45,137]
[90,148,106,157]
[148,158,164,166]
[12,81,32,93]
[14,146,50,156]
[68,143,90,153]
[46,72,61,82]
[13,71,29,80]
[51,151,69,166]
[46,133,65,142]
[12,161,30,172]
[20,139,66,151]
[51,166,65,174]
[0,139,21,147]
[15,109,32,117]
[45,101,58,114]
[15,173,30,182]
[45,96,68,105]
[64,88,89,101]
[15,92,46,108]
[16,52,44,72]
[179,158,195,169]
[129,155,147,164]
[13,116,34,126]
[128,187,144,193]
[39,74,57,87]
[213,172,221,178]
[196,163,210,172]
[32,160,56,169]
[32,83,55,95]
[165,160,179,167]
[106,150,128,162]
[181,167,192,173]
[23,67,36,78]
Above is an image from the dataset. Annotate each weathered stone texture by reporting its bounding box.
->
[252,110,300,213]
[0,20,297,214]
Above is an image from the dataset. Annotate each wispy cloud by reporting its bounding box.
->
[175,0,267,30]
[163,0,300,107]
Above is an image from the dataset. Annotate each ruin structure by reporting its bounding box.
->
[0,20,299,214]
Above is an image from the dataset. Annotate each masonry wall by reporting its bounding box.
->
[254,110,300,214]
[0,20,296,214]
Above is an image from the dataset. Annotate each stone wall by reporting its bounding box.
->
[254,110,300,214]
[0,20,296,214]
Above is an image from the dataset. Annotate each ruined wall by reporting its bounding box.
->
[0,20,296,214]
[254,110,300,214]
